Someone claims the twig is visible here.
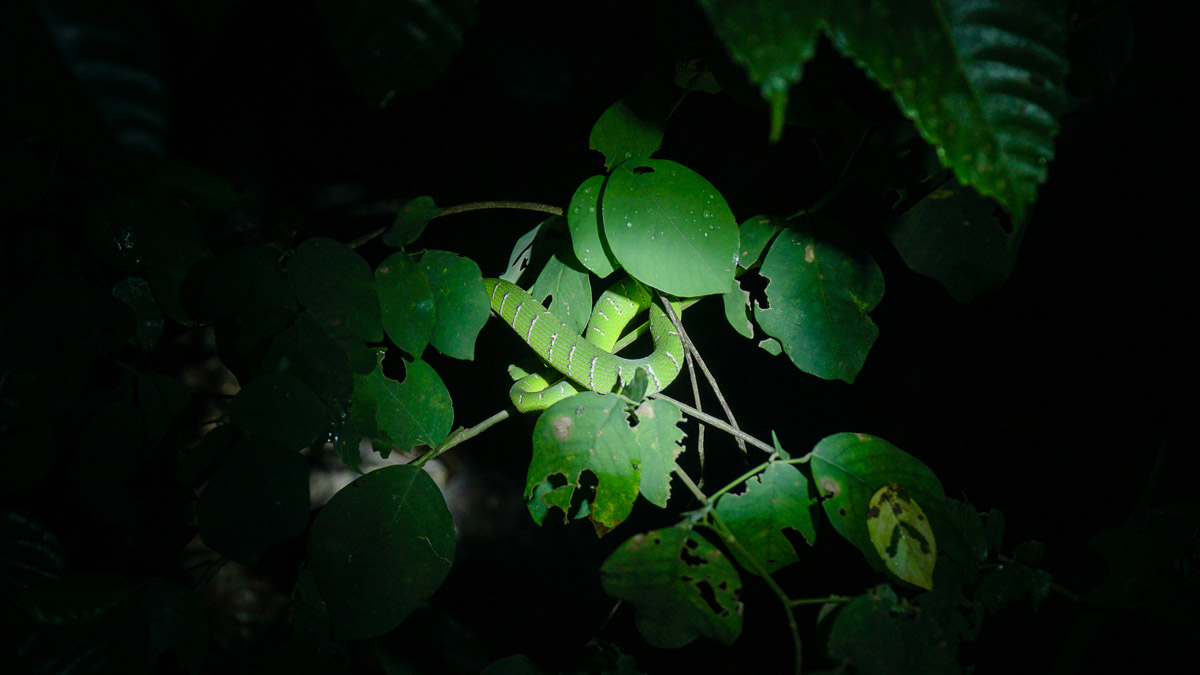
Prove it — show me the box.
[659,294,748,455]
[652,393,775,455]
[350,200,564,249]
[413,409,511,467]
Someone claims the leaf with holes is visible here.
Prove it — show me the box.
[716,462,818,575]
[631,399,685,508]
[601,160,738,297]
[527,392,640,534]
[600,526,742,648]
[755,217,883,383]
[343,352,453,458]
[867,483,937,589]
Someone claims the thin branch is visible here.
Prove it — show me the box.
[413,409,511,467]
[659,294,748,455]
[683,346,706,484]
[652,393,775,455]
[350,200,564,249]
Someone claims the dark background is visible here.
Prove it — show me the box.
[2,0,1193,673]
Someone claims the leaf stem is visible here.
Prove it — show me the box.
[651,393,775,455]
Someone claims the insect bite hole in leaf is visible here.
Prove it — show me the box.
[632,165,655,175]
[694,579,727,617]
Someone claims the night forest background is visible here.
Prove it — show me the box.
[1,1,1196,673]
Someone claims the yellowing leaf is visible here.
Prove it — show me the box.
[866,483,937,590]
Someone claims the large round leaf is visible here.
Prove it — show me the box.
[308,465,455,639]
[601,160,737,297]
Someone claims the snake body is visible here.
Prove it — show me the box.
[484,278,684,412]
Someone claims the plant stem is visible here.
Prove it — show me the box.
[789,594,853,607]
[413,409,511,467]
[652,393,775,455]
[350,200,563,248]
[660,294,747,455]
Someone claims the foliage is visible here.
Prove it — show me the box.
[0,1,1178,674]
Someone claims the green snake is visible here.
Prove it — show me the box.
[484,278,685,412]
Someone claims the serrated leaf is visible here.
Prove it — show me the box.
[867,483,937,589]
[376,252,436,357]
[527,392,640,533]
[229,372,330,450]
[716,462,816,575]
[755,217,883,382]
[888,185,1021,301]
[196,436,309,564]
[419,250,490,360]
[600,526,742,648]
[289,237,383,342]
[827,0,1067,222]
[631,399,685,508]
[810,433,946,575]
[698,0,830,142]
[566,175,618,278]
[602,160,738,297]
[383,196,443,247]
[531,248,593,335]
[308,465,455,639]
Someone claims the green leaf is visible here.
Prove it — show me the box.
[289,237,383,342]
[826,0,1067,223]
[602,160,738,297]
[111,276,163,350]
[14,574,130,625]
[229,372,330,450]
[530,247,593,335]
[737,215,785,269]
[722,279,754,339]
[196,436,310,564]
[755,217,883,383]
[148,159,241,214]
[376,251,436,357]
[600,526,743,648]
[631,399,685,508]
[811,433,946,575]
[419,250,490,360]
[346,352,454,456]
[308,465,455,639]
[697,0,830,142]
[566,175,617,278]
[259,315,354,416]
[314,0,474,104]
[826,585,906,672]
[588,86,674,169]
[383,196,443,247]
[887,185,1021,301]
[866,483,937,590]
[527,392,640,533]
[716,462,817,575]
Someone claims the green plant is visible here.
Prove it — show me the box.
[3,1,1187,674]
